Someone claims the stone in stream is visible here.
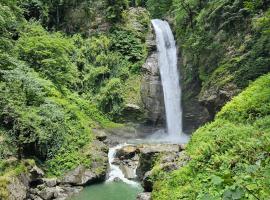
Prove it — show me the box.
[116,145,138,159]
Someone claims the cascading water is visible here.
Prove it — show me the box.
[107,144,139,186]
[151,19,183,138]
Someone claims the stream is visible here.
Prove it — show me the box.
[70,144,143,200]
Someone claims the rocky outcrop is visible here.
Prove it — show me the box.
[4,135,109,200]
[113,144,185,185]
[141,28,165,126]
[136,144,182,181]
[199,83,240,119]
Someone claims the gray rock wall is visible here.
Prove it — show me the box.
[141,28,166,126]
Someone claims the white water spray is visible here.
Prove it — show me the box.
[107,144,139,186]
[151,19,183,138]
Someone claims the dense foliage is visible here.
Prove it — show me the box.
[1,0,270,199]
[0,0,150,181]
[152,73,270,200]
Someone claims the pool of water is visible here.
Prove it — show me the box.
[70,182,143,200]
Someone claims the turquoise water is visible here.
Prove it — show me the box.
[70,182,143,200]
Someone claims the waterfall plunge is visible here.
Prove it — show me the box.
[152,19,183,138]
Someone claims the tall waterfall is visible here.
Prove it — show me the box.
[152,19,183,137]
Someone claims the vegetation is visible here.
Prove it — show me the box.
[152,73,270,200]
[0,0,270,199]
[0,0,150,180]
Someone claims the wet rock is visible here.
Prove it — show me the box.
[112,177,122,182]
[119,164,137,180]
[146,27,156,51]
[142,171,153,192]
[59,186,83,198]
[137,192,151,200]
[116,145,137,159]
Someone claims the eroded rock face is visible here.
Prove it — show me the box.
[199,83,240,119]
[62,139,108,186]
[141,29,165,126]
[180,54,210,133]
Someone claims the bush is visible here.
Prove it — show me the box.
[16,23,79,88]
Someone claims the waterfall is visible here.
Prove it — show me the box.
[152,19,183,137]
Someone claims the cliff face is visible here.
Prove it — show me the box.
[141,28,166,126]
[180,52,210,133]
[170,0,270,125]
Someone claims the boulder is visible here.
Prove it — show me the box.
[137,192,151,200]
[38,187,56,200]
[61,165,100,186]
[92,129,107,142]
[30,166,44,181]
[116,145,137,159]
[42,178,57,187]
[119,164,137,180]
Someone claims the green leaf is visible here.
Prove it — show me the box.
[211,175,224,185]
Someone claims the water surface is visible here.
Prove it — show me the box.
[70,182,143,200]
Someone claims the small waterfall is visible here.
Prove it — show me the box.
[107,144,139,186]
[151,19,182,137]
